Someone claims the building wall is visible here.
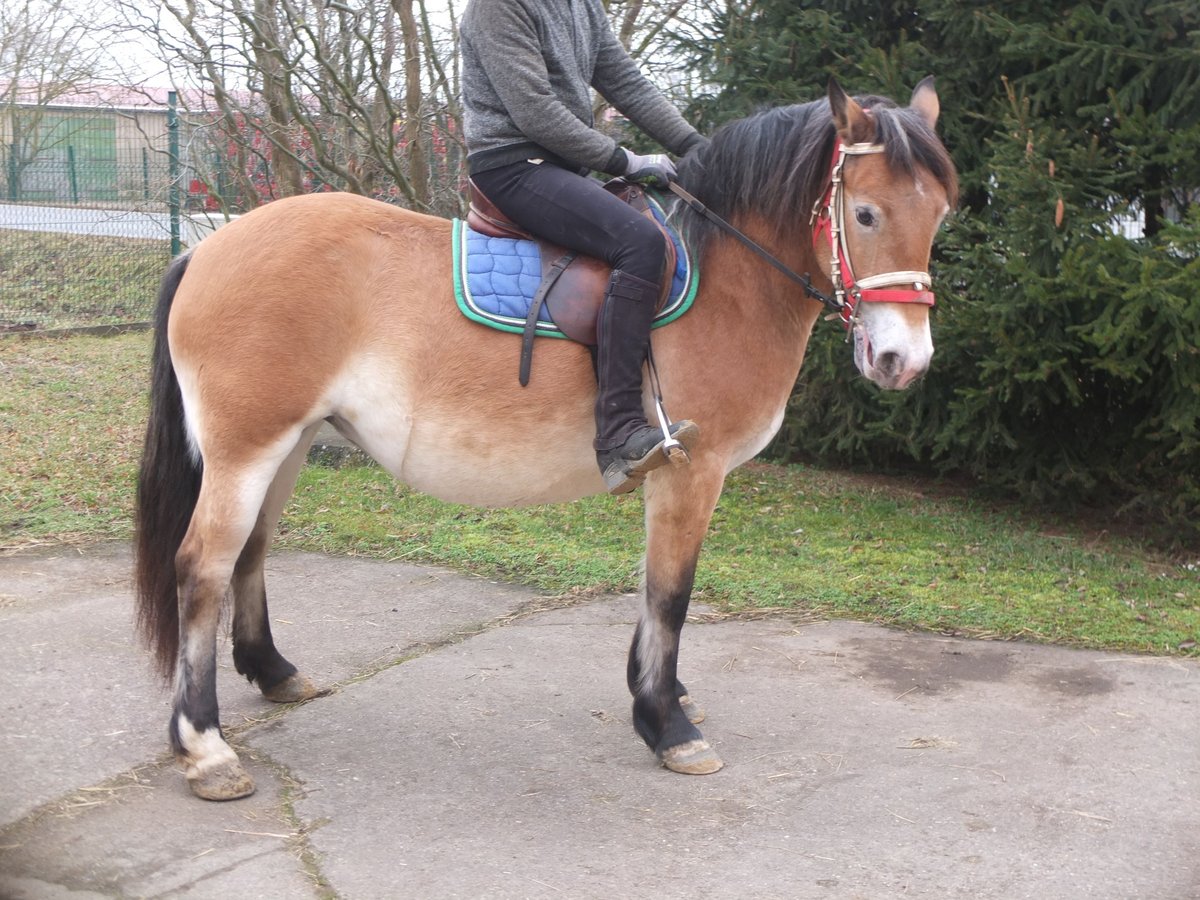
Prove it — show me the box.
[2,104,182,208]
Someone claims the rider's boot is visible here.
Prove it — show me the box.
[594,270,699,495]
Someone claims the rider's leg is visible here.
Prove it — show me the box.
[471,162,698,493]
[591,268,699,493]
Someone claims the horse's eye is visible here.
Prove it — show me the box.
[855,207,877,227]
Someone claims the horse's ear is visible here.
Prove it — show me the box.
[828,77,873,144]
[910,76,940,129]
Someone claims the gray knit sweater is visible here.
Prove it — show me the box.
[460,0,702,175]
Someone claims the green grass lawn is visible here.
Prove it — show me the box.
[0,229,167,329]
[2,331,1197,655]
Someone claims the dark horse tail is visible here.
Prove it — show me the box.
[135,252,201,682]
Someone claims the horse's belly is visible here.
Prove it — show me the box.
[321,329,609,506]
[401,435,604,507]
[342,400,605,507]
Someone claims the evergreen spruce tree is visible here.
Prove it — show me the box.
[670,1,1200,539]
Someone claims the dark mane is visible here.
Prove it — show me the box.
[672,95,959,254]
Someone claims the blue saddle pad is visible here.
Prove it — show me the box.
[452,198,698,339]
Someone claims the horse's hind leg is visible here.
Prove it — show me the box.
[172,437,304,800]
[231,422,323,704]
[629,461,725,775]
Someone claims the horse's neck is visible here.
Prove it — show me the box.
[659,227,821,441]
[704,220,823,357]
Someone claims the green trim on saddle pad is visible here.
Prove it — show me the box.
[451,206,700,341]
[452,220,565,338]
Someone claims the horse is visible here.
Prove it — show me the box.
[135,78,957,800]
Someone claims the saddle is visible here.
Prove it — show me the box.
[466,177,678,354]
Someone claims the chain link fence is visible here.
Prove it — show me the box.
[1,89,471,333]
[1,96,185,332]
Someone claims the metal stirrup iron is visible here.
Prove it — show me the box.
[646,343,688,463]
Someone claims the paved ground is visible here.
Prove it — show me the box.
[0,203,230,245]
[1,543,1197,899]
[0,204,172,241]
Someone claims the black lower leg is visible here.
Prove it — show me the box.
[169,652,222,757]
[627,566,704,755]
[231,541,297,692]
[232,620,298,692]
[169,578,223,757]
[626,627,692,704]
[631,664,703,755]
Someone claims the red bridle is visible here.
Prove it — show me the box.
[810,139,936,330]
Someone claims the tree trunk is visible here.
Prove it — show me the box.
[393,0,430,208]
[251,0,303,198]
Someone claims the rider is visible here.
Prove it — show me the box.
[460,0,707,494]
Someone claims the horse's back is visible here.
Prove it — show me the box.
[175,192,449,327]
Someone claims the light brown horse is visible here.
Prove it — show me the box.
[135,80,957,800]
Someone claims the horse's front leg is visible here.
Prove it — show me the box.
[628,460,725,774]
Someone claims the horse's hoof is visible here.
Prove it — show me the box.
[186,758,256,801]
[678,693,705,724]
[261,673,321,703]
[661,739,724,775]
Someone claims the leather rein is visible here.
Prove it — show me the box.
[668,138,935,331]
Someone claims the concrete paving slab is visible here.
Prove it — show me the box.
[0,544,537,827]
[0,753,313,900]
[251,598,1200,900]
[1,544,1198,899]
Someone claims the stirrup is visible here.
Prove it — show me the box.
[646,343,691,465]
[599,420,700,495]
[652,391,689,464]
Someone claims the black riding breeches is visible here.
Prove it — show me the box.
[469,160,666,285]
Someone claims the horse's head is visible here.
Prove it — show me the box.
[817,78,955,390]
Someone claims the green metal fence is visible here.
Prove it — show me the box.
[1,94,182,332]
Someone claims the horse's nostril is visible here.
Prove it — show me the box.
[875,351,902,377]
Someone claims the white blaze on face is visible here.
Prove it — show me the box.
[838,166,946,391]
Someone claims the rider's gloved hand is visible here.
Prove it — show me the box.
[622,149,677,190]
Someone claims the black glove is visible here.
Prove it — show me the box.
[622,149,678,190]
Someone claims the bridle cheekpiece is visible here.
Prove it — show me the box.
[810,139,935,330]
